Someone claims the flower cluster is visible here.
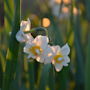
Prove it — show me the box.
[16,19,70,72]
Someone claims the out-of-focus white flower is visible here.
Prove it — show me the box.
[49,0,71,19]
[16,19,34,43]
[24,35,49,61]
[49,0,61,17]
[51,44,70,72]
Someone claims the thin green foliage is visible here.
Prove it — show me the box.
[28,61,35,90]
[38,64,51,90]
[73,15,85,89]
[1,0,90,90]
[2,0,20,90]
[85,34,90,90]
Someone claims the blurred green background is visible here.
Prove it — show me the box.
[0,0,90,90]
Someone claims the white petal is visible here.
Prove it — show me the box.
[33,35,49,50]
[16,30,34,43]
[27,54,36,59]
[24,43,36,59]
[35,45,54,64]
[36,56,45,63]
[62,63,68,66]
[55,64,63,72]
[27,54,33,58]
[25,33,33,40]
[43,46,54,64]
[24,34,34,43]
[61,43,70,56]
[51,45,61,54]
[52,59,55,65]
[16,30,26,42]
[20,19,31,31]
[44,56,53,64]
[62,61,68,66]
[62,56,70,66]
[63,56,70,63]
[23,43,33,54]
[18,19,34,43]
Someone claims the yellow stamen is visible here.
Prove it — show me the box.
[29,46,43,56]
[54,54,64,64]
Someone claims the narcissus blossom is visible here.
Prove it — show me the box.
[15,18,70,72]
[52,44,70,72]
[51,44,70,72]
[16,19,34,43]
[24,35,49,62]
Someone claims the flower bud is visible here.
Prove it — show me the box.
[31,27,48,38]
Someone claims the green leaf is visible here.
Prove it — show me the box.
[2,0,20,90]
[73,15,85,88]
[28,61,35,90]
[48,66,55,90]
[85,34,90,90]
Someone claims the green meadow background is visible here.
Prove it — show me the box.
[0,0,90,90]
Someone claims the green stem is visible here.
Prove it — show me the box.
[24,27,48,37]
[2,0,20,90]
[85,23,90,90]
[38,64,51,90]
[48,65,55,90]
[28,61,35,90]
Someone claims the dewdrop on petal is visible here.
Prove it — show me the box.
[51,44,70,72]
[16,19,34,43]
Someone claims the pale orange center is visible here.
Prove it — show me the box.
[29,46,43,56]
[53,54,64,64]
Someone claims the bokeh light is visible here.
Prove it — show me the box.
[55,0,61,4]
[73,7,78,15]
[62,7,69,13]
[42,18,51,27]
[63,0,71,4]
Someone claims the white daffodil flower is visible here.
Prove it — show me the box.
[24,35,49,61]
[51,44,70,72]
[16,19,34,43]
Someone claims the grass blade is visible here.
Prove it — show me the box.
[28,61,35,90]
[85,29,90,90]
[2,0,20,89]
[38,64,51,90]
